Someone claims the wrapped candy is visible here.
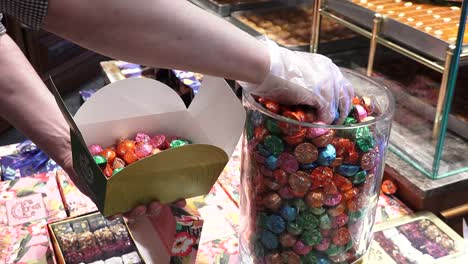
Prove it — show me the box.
[90,133,192,178]
[240,88,393,263]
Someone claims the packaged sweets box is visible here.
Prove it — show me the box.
[56,169,98,217]
[369,212,465,264]
[130,204,204,264]
[0,172,67,264]
[48,212,144,264]
[50,76,245,216]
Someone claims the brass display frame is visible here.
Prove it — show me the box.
[309,0,467,139]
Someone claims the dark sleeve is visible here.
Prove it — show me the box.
[0,0,49,32]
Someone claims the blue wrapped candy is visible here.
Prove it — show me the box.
[266,215,286,234]
[266,155,279,170]
[317,144,336,166]
[280,206,297,222]
[336,164,360,177]
[260,230,279,250]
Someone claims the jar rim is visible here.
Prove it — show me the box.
[242,68,395,129]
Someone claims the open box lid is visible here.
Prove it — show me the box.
[50,76,245,216]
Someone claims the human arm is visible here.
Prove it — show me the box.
[43,0,352,123]
[44,0,270,84]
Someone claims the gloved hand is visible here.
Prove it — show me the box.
[240,37,354,124]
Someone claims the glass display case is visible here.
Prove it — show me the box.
[311,0,468,180]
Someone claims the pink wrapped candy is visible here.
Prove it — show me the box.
[306,122,330,139]
[135,143,153,159]
[293,240,312,255]
[88,144,104,156]
[135,132,151,143]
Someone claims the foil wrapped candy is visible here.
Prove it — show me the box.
[0,140,58,181]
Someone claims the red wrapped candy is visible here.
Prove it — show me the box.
[117,139,136,157]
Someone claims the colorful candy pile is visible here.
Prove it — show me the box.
[88,133,191,178]
[241,96,383,263]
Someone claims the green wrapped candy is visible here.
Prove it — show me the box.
[264,135,284,156]
[356,127,375,152]
[246,120,254,140]
[170,139,189,148]
[266,118,282,135]
[352,170,367,185]
[93,155,107,168]
[112,167,124,176]
[326,245,343,256]
[297,211,319,230]
[310,207,326,216]
[319,214,331,230]
[301,252,318,264]
[293,199,307,213]
[301,229,322,246]
[254,240,265,258]
[344,117,357,126]
[287,222,303,236]
[349,210,364,221]
[257,213,267,229]
[345,240,354,252]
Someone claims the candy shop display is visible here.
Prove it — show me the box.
[351,0,464,43]
[371,213,464,263]
[234,6,356,47]
[239,69,394,263]
[89,133,192,179]
[49,213,144,264]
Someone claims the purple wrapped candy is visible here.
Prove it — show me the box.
[135,132,151,143]
[331,214,349,228]
[293,240,312,255]
[314,237,330,251]
[278,153,299,174]
[88,144,104,156]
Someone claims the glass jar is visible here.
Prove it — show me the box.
[240,69,395,264]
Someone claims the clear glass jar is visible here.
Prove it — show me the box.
[240,69,395,264]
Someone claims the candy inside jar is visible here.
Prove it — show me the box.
[240,69,394,264]
[88,133,191,178]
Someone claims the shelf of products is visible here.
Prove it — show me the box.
[231,5,358,50]
[311,0,468,179]
[325,0,468,61]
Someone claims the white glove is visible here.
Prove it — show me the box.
[240,37,354,124]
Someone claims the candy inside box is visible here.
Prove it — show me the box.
[50,76,246,216]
